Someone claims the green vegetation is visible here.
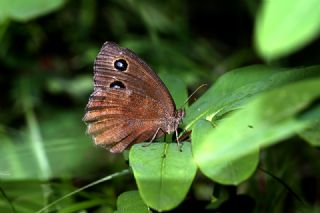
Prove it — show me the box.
[1,0,320,212]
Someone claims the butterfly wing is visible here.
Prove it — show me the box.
[83,42,176,153]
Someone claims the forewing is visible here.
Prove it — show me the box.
[94,42,176,115]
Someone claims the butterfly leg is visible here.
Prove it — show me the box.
[176,129,183,152]
[142,127,162,147]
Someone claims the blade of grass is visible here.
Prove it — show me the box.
[20,78,52,179]
[0,184,17,213]
[20,78,53,210]
[35,169,130,213]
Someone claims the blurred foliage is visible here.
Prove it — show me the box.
[0,0,320,212]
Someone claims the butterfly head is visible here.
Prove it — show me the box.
[166,109,185,134]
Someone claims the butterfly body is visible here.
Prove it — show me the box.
[83,42,184,153]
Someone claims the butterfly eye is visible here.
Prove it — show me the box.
[110,81,126,89]
[114,59,128,71]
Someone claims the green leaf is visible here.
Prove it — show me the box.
[192,78,320,173]
[159,72,188,109]
[255,0,320,60]
[299,120,320,146]
[184,65,320,130]
[0,0,66,22]
[114,191,151,213]
[129,142,197,212]
[192,120,259,185]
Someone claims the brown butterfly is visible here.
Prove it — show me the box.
[83,42,185,153]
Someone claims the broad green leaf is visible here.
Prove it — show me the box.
[299,120,320,146]
[159,72,188,109]
[193,78,320,170]
[192,120,259,185]
[129,142,196,212]
[255,0,320,60]
[114,191,151,213]
[0,0,65,22]
[184,65,320,130]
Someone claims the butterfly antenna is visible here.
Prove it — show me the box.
[176,84,206,139]
[182,84,207,108]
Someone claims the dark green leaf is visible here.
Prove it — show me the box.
[159,72,188,109]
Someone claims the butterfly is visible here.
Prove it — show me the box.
[83,42,185,153]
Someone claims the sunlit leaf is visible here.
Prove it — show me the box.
[299,120,320,146]
[193,78,320,170]
[192,119,259,185]
[129,142,196,212]
[0,0,66,22]
[184,65,320,130]
[255,0,320,59]
[114,191,151,213]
